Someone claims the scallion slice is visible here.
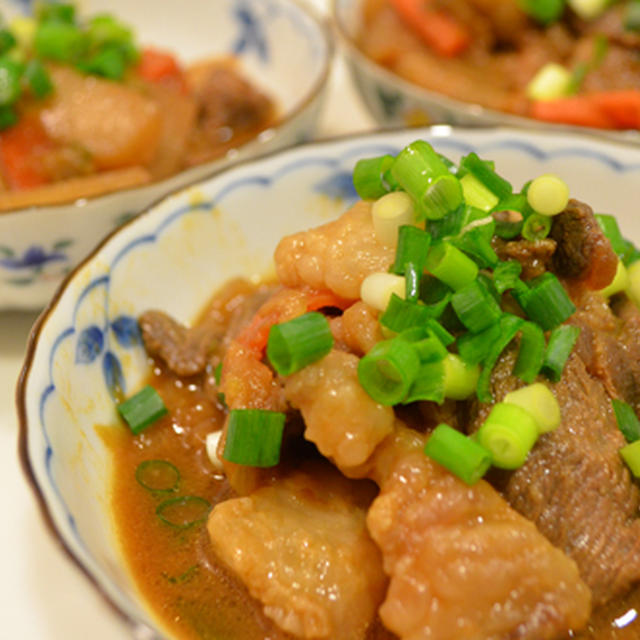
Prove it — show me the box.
[477,402,539,469]
[612,398,640,443]
[459,152,513,201]
[223,409,286,467]
[492,210,523,240]
[504,383,561,434]
[492,260,523,294]
[513,321,546,383]
[392,225,431,275]
[457,322,501,366]
[23,59,53,98]
[358,338,421,405]
[426,317,455,346]
[595,213,628,258]
[404,262,420,302]
[542,324,580,382]
[460,173,499,212]
[443,353,480,400]
[453,224,499,269]
[135,460,180,493]
[404,360,445,404]
[451,279,502,333]
[267,312,333,376]
[156,495,211,529]
[425,241,479,291]
[620,440,640,477]
[380,294,433,333]
[117,385,168,435]
[424,423,492,485]
[514,272,576,330]
[518,0,565,24]
[353,154,395,200]
[522,213,552,241]
[399,327,448,363]
[527,174,569,217]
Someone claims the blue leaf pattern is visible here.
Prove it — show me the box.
[75,326,104,364]
[314,172,358,201]
[111,316,142,348]
[232,4,268,62]
[102,351,126,401]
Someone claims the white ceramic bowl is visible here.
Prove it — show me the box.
[333,0,640,143]
[18,127,640,638]
[0,0,332,310]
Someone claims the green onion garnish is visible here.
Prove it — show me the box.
[223,409,286,467]
[625,1,640,31]
[404,360,445,404]
[37,3,77,24]
[353,154,395,200]
[358,338,421,405]
[612,398,640,443]
[513,321,546,384]
[453,224,499,269]
[0,29,16,56]
[443,353,480,400]
[492,260,522,294]
[620,440,640,477]
[399,327,448,362]
[34,21,88,62]
[391,225,431,275]
[405,262,420,302]
[424,423,492,485]
[542,324,581,381]
[522,213,552,242]
[503,383,561,434]
[23,59,53,98]
[117,385,168,435]
[459,152,513,201]
[457,322,501,366]
[595,213,629,259]
[0,57,24,106]
[514,272,576,330]
[426,317,455,346]
[451,279,502,333]
[135,460,180,493]
[0,104,17,130]
[460,173,499,212]
[78,44,127,79]
[156,495,211,529]
[380,294,434,333]
[425,241,479,291]
[492,208,525,240]
[477,402,539,469]
[266,312,333,376]
[518,0,565,24]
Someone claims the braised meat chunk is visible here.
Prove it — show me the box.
[207,466,387,640]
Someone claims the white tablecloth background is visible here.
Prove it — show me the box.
[0,1,378,637]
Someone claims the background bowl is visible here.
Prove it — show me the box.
[0,0,332,310]
[18,126,640,638]
[333,0,640,143]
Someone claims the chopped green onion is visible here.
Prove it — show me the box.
[87,13,135,52]
[38,3,77,24]
[35,21,88,62]
[527,174,570,217]
[156,495,210,529]
[612,398,640,443]
[0,29,16,56]
[595,213,628,259]
[626,260,640,309]
[404,262,420,302]
[399,327,448,362]
[476,402,539,469]
[493,261,523,294]
[620,440,640,477]
[517,0,566,24]
[492,209,524,239]
[542,324,581,381]
[404,360,445,404]
[380,293,438,332]
[372,191,415,246]
[514,272,576,330]
[477,314,524,403]
[522,213,552,241]
[77,45,127,80]
[457,322,501,366]
[425,317,455,346]
[0,104,17,129]
[504,383,561,433]
[0,57,23,106]
[419,274,452,312]
[426,204,465,239]
[117,385,168,435]
[135,460,180,493]
[599,260,629,299]
[568,0,609,20]
[453,222,498,269]
[358,338,421,405]
[391,225,431,275]
[625,1,640,31]
[23,59,52,97]
[459,152,512,201]
[267,312,333,376]
[424,423,492,485]
[353,154,395,200]
[425,241,479,291]
[223,409,286,467]
[526,63,573,101]
[513,322,546,383]
[361,272,406,312]
[391,141,463,220]
[451,279,502,333]
[460,173,499,212]
[443,353,480,400]
[10,17,36,52]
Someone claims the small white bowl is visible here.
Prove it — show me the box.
[0,0,332,310]
[18,127,640,638]
[333,0,640,144]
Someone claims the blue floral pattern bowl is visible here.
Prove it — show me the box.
[0,0,332,310]
[18,127,640,638]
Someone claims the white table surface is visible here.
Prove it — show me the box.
[0,6,377,639]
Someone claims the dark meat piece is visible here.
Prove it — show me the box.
[492,236,557,279]
[551,199,618,290]
[470,344,640,607]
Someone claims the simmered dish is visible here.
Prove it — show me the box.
[358,0,640,131]
[0,3,275,210]
[109,139,640,639]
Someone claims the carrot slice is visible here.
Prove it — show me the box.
[389,0,470,57]
[137,47,186,92]
[591,90,640,130]
[531,96,615,129]
[236,312,280,356]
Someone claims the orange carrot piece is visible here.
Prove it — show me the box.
[137,47,186,92]
[0,116,54,189]
[390,0,470,57]
[591,90,640,130]
[531,96,615,130]
[236,312,280,356]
